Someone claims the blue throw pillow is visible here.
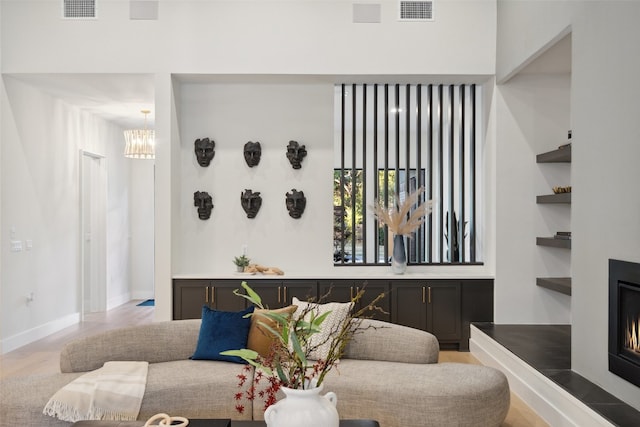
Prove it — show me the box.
[191,305,255,363]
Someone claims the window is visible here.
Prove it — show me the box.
[334,83,482,265]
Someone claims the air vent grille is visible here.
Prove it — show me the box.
[63,0,96,19]
[399,1,433,21]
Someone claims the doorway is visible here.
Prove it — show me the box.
[80,150,107,318]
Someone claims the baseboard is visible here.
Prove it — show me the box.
[470,325,615,427]
[1,312,80,354]
[107,292,132,310]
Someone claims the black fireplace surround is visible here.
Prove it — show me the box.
[608,258,640,388]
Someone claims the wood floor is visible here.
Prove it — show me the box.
[0,301,548,426]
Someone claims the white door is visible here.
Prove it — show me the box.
[81,151,107,317]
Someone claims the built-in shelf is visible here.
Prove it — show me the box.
[536,277,572,296]
[536,141,572,298]
[536,144,571,163]
[537,193,571,204]
[536,237,571,249]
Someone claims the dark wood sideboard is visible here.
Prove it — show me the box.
[173,278,493,351]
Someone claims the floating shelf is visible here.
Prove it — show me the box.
[536,145,571,163]
[537,193,571,204]
[536,237,571,249]
[537,277,572,296]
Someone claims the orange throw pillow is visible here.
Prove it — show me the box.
[247,305,297,358]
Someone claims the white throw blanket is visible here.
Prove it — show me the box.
[43,361,149,422]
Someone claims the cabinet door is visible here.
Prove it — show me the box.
[210,281,246,312]
[318,280,355,303]
[281,281,318,306]
[319,280,389,321]
[236,280,282,309]
[356,280,390,322]
[426,282,461,341]
[173,280,209,320]
[391,283,427,330]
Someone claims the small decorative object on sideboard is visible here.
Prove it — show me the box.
[244,264,284,275]
[286,140,307,169]
[233,255,251,272]
[193,191,213,220]
[194,137,215,167]
[370,187,432,274]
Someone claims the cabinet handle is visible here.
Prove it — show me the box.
[205,286,209,303]
[284,287,287,303]
[422,287,425,304]
[350,287,354,299]
[428,286,432,304]
[278,287,281,304]
[211,287,215,305]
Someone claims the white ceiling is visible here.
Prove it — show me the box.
[4,73,155,129]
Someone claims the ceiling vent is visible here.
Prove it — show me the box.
[63,0,96,19]
[399,1,434,21]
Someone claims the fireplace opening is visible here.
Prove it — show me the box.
[620,283,640,362]
[608,259,640,388]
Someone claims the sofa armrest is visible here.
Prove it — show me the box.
[59,319,202,373]
[342,318,439,364]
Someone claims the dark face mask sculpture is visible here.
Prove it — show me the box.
[285,189,306,219]
[243,141,262,167]
[194,138,215,167]
[241,189,262,218]
[286,140,307,169]
[193,191,214,220]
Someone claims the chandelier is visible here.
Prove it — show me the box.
[124,109,155,159]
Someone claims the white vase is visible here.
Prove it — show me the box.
[264,383,339,427]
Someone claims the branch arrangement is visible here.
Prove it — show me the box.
[370,187,432,236]
[222,281,386,413]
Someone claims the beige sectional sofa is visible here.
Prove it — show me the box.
[0,319,510,427]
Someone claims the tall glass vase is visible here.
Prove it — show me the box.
[391,234,407,274]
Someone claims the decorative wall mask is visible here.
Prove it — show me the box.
[285,189,306,219]
[241,189,263,219]
[286,140,307,169]
[194,138,215,167]
[243,141,262,167]
[193,191,214,220]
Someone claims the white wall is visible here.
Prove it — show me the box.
[1,1,498,341]
[495,72,572,324]
[496,0,640,411]
[175,82,334,275]
[130,160,155,300]
[0,77,133,352]
[1,1,496,76]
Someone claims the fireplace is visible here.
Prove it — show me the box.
[608,259,640,387]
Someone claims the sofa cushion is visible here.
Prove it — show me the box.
[309,360,510,427]
[291,297,353,361]
[191,305,254,363]
[139,360,253,421]
[247,305,297,358]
